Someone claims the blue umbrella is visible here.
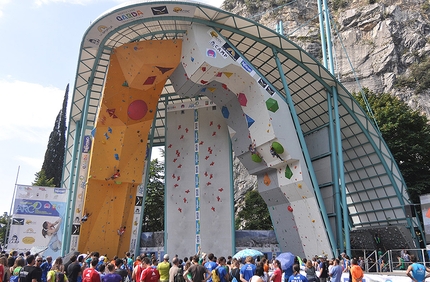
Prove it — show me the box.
[233,249,264,260]
[276,252,296,271]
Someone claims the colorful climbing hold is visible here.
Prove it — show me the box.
[272,141,284,154]
[221,106,229,119]
[128,100,148,120]
[266,98,279,112]
[238,93,247,106]
[251,153,262,163]
[285,165,293,179]
[245,114,255,128]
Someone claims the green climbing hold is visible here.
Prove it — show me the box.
[266,98,279,112]
[285,165,293,179]
[272,141,284,154]
[251,154,262,163]
[115,181,122,184]
[122,81,129,87]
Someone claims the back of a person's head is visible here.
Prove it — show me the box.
[26,255,35,265]
[351,259,357,265]
[107,263,115,272]
[255,265,264,277]
[410,255,417,263]
[193,256,199,263]
[70,255,77,262]
[293,264,300,273]
[91,258,99,267]
[208,253,214,261]
[142,257,150,265]
[245,256,253,263]
[115,258,123,267]
[172,257,179,265]
[25,251,31,256]
[126,252,131,257]
[93,252,100,258]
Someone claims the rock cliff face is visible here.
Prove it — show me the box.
[226,0,430,219]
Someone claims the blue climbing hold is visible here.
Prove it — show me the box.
[221,106,230,119]
[108,127,112,133]
[245,114,255,128]
[114,153,119,160]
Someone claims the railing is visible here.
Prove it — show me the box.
[350,248,429,272]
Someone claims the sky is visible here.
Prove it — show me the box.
[0,0,224,215]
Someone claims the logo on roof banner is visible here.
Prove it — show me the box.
[88,39,100,46]
[209,40,229,59]
[116,9,144,21]
[151,6,168,15]
[223,43,240,61]
[173,7,191,13]
[237,57,256,76]
[97,25,113,35]
[206,49,216,58]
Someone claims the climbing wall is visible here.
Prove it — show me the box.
[165,102,234,257]
[79,40,181,257]
[169,23,332,258]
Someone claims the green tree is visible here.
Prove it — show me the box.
[353,89,430,203]
[142,158,165,232]
[235,190,273,230]
[40,84,69,187]
[32,170,55,187]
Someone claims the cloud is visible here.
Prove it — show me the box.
[0,79,64,142]
[0,0,11,18]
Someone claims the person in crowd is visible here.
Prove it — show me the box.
[82,258,101,282]
[240,257,256,282]
[269,260,281,282]
[47,257,68,282]
[287,264,308,282]
[158,255,171,282]
[40,257,52,282]
[328,259,342,282]
[406,255,430,282]
[183,256,208,282]
[20,255,43,282]
[102,264,122,282]
[304,261,318,282]
[67,256,82,282]
[349,259,363,282]
[168,258,181,282]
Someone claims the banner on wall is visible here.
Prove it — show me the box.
[420,194,430,242]
[8,185,67,257]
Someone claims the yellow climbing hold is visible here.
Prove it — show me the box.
[264,173,271,186]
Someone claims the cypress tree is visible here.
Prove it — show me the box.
[39,84,69,187]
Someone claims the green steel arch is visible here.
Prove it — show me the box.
[62,0,423,257]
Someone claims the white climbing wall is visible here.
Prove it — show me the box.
[167,23,333,258]
[165,102,234,258]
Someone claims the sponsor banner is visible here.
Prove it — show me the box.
[166,99,215,112]
[84,4,197,48]
[69,135,92,252]
[9,186,67,258]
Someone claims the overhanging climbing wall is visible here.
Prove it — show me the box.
[78,40,182,257]
[165,102,234,257]
[168,24,332,257]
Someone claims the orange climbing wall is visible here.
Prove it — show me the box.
[79,40,182,256]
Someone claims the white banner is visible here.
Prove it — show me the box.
[8,185,67,258]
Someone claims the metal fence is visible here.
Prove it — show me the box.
[350,248,429,272]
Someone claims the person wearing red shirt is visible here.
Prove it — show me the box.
[270,260,282,282]
[140,257,160,282]
[83,258,101,282]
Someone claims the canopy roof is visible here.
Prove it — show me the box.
[64,0,420,249]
